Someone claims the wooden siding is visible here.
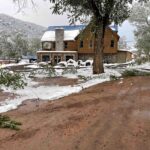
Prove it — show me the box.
[103,28,119,54]
[116,51,132,63]
[77,26,95,54]
[64,41,77,51]
[76,26,119,54]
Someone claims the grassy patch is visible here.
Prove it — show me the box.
[0,115,22,130]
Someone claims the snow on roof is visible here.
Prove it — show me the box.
[41,24,118,42]
[118,49,133,53]
[41,30,80,42]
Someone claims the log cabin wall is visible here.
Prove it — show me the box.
[64,41,77,51]
[103,28,119,54]
[77,26,95,54]
[76,26,119,55]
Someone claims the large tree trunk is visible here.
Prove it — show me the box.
[93,22,105,74]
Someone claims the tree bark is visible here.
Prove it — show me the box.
[93,22,105,74]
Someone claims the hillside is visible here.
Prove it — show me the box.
[0,14,46,39]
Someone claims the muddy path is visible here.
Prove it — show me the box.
[0,76,150,150]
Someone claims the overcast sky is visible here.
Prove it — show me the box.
[0,0,135,42]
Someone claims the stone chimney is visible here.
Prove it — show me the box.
[55,28,64,51]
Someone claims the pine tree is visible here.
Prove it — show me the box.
[130,2,150,61]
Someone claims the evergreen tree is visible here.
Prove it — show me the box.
[28,38,41,55]
[130,2,150,61]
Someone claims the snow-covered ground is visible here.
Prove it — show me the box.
[127,62,150,70]
[0,66,121,113]
[0,60,149,113]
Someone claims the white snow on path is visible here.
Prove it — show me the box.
[0,68,121,113]
[0,86,82,113]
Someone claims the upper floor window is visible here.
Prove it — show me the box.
[42,42,51,50]
[89,40,93,48]
[64,42,68,49]
[110,40,115,48]
[53,42,55,49]
[80,41,84,48]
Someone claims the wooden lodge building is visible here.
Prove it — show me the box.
[37,25,132,64]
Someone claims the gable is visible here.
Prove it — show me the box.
[41,24,119,42]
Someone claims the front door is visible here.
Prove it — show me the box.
[54,55,61,64]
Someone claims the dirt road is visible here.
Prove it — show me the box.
[0,76,150,150]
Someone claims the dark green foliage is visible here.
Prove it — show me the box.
[0,115,22,130]
[0,69,27,90]
[49,0,148,25]
[122,70,137,77]
[110,75,119,81]
[122,69,150,77]
[78,75,91,81]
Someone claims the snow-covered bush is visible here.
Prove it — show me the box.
[62,67,77,75]
[78,60,86,67]
[0,69,27,90]
[122,69,150,77]
[85,60,93,66]
[78,75,92,81]
[48,67,56,77]
[67,59,78,67]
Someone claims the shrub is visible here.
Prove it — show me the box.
[122,69,150,77]
[78,75,91,81]
[110,75,119,81]
[0,69,27,90]
[0,115,22,130]
[122,70,137,77]
[62,67,77,75]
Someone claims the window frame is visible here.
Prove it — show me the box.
[110,40,115,48]
[80,40,84,48]
[64,42,68,49]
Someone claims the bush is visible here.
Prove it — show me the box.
[122,70,137,77]
[110,75,119,81]
[47,67,56,77]
[62,68,77,75]
[78,75,91,81]
[0,69,27,90]
[0,115,22,130]
[122,69,150,77]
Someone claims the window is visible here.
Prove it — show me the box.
[80,41,84,48]
[42,42,51,50]
[64,42,68,49]
[65,55,74,61]
[89,40,93,48]
[110,40,115,48]
[53,42,55,49]
[42,55,50,62]
[54,55,61,64]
